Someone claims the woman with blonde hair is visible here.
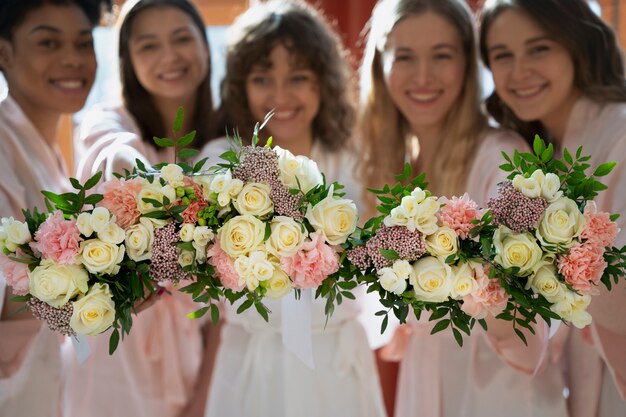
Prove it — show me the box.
[359,1,567,416]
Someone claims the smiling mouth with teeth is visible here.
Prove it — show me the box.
[513,85,545,98]
[52,80,85,89]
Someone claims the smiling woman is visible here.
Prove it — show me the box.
[0,2,107,415]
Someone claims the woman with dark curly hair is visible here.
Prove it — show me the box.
[480,1,626,415]
[196,1,386,416]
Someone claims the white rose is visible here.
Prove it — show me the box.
[210,171,232,193]
[70,283,115,335]
[410,256,453,302]
[161,185,178,203]
[233,183,274,216]
[136,183,167,214]
[384,206,412,230]
[161,163,184,186]
[537,197,585,248]
[265,267,293,299]
[89,207,111,233]
[193,240,207,264]
[76,212,93,237]
[179,223,196,243]
[493,226,542,276]
[79,238,126,275]
[512,174,541,198]
[178,250,195,268]
[426,227,458,258]
[305,193,358,245]
[378,267,408,295]
[527,265,565,303]
[193,226,214,247]
[275,146,323,193]
[414,197,440,235]
[234,251,274,291]
[392,259,414,280]
[541,173,562,202]
[226,179,244,197]
[219,215,266,258]
[250,250,274,282]
[97,221,126,245]
[29,259,89,308]
[124,218,154,262]
[266,216,306,256]
[193,175,214,200]
[5,218,31,246]
[217,192,231,207]
[451,262,478,298]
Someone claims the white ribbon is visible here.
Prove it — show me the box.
[71,334,92,363]
[281,289,315,369]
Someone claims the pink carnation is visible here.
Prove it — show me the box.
[31,211,81,264]
[462,265,508,319]
[437,193,482,239]
[207,241,245,291]
[100,177,144,229]
[181,178,208,224]
[0,250,30,295]
[581,201,619,250]
[280,230,339,289]
[558,242,606,295]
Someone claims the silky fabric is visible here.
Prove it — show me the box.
[63,103,203,417]
[198,138,387,417]
[559,97,626,417]
[393,129,570,417]
[0,94,69,417]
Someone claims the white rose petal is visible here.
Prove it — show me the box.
[179,223,196,243]
[161,164,184,185]
[265,267,293,299]
[89,207,111,233]
[512,174,541,198]
[266,216,306,256]
[493,226,542,276]
[76,212,93,237]
[98,221,126,245]
[70,283,115,336]
[426,227,458,258]
[29,260,89,308]
[193,226,214,247]
[378,267,408,295]
[233,183,274,216]
[305,192,358,245]
[5,219,31,246]
[219,215,266,258]
[275,146,323,193]
[451,262,478,298]
[537,197,585,248]
[125,218,154,262]
[410,256,453,302]
[79,238,126,275]
[527,265,565,303]
[178,250,195,268]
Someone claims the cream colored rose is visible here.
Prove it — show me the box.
[5,218,31,248]
[219,215,266,258]
[527,265,565,303]
[70,283,115,336]
[493,226,542,276]
[29,259,89,308]
[178,250,195,268]
[378,267,408,295]
[161,163,184,187]
[265,267,293,299]
[410,256,453,302]
[426,227,458,258]
[537,197,585,248]
[210,171,232,193]
[79,238,126,275]
[414,197,440,235]
[193,226,214,247]
[233,183,274,216]
[124,218,154,262]
[179,223,196,243]
[451,262,478,298]
[266,216,306,256]
[305,194,358,245]
[512,174,541,198]
[234,250,274,291]
[393,259,414,280]
[541,173,562,202]
[89,207,111,233]
[76,212,93,237]
[98,221,126,245]
[136,183,167,214]
[275,146,323,193]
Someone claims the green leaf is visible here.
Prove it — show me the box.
[255,302,269,321]
[380,314,389,333]
[563,148,573,165]
[210,303,220,326]
[173,106,184,132]
[84,194,104,206]
[591,181,608,191]
[187,306,209,319]
[452,327,463,347]
[135,158,148,173]
[177,148,200,160]
[237,299,254,314]
[84,171,103,190]
[142,210,169,219]
[514,328,528,346]
[177,130,197,147]
[194,157,209,172]
[593,162,616,177]
[69,177,82,190]
[430,319,450,334]
[533,135,545,156]
[380,249,399,260]
[153,137,175,147]
[109,328,120,355]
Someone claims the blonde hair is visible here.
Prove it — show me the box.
[359,0,487,204]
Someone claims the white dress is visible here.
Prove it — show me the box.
[198,138,387,417]
[0,94,68,417]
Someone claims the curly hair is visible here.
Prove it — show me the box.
[479,0,626,143]
[219,0,355,150]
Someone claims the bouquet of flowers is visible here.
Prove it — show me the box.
[181,116,360,322]
[346,166,499,345]
[469,136,626,342]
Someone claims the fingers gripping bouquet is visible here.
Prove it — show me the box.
[347,165,500,346]
[469,136,626,342]
[182,117,360,322]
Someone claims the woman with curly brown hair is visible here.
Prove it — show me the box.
[197,1,386,416]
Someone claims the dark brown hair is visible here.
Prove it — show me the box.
[118,0,216,149]
[219,0,355,150]
[479,0,626,142]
